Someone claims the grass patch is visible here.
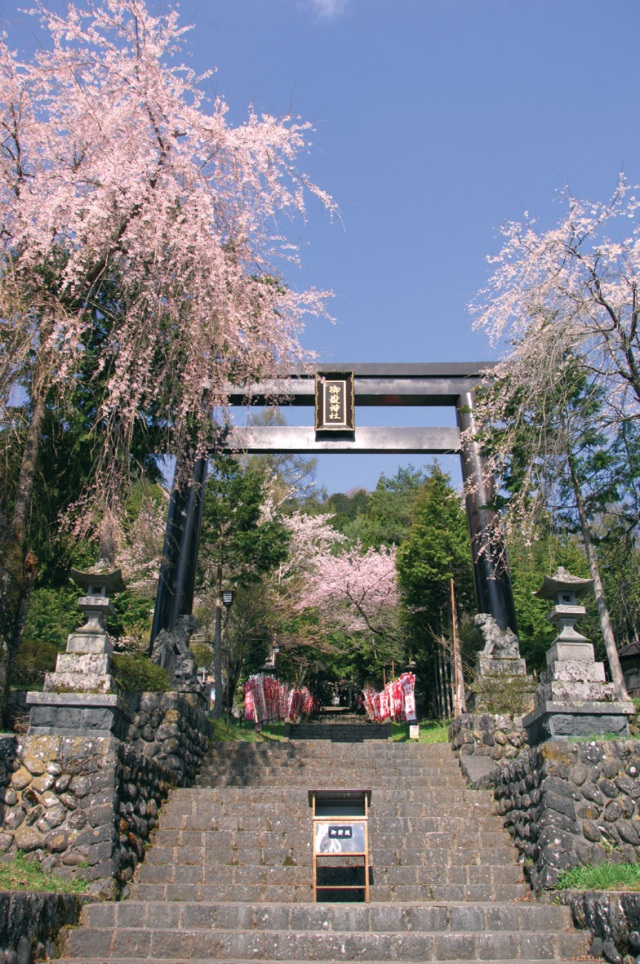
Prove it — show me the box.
[554,861,640,891]
[210,719,286,742]
[0,851,89,894]
[390,721,450,743]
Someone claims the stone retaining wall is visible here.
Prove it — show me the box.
[0,733,173,899]
[0,892,85,963]
[449,713,529,766]
[568,892,640,964]
[494,740,640,892]
[0,689,213,900]
[124,691,212,785]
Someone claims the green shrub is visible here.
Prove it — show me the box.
[111,653,170,692]
[470,675,535,715]
[191,642,213,671]
[23,585,80,649]
[10,638,59,690]
[111,590,155,640]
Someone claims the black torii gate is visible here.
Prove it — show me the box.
[150,362,517,645]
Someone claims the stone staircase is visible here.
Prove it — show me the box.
[286,710,391,741]
[59,735,592,964]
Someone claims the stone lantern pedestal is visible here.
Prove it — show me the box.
[27,563,131,738]
[523,567,634,744]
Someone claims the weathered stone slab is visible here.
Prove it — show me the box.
[547,640,595,665]
[26,692,131,738]
[477,656,528,676]
[65,633,113,655]
[524,700,634,744]
[458,753,501,789]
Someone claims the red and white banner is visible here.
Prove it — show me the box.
[243,675,317,724]
[362,672,416,723]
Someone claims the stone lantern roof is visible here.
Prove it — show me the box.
[533,566,593,600]
[69,564,126,596]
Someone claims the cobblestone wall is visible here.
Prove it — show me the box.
[0,690,212,899]
[494,740,640,891]
[0,892,84,963]
[449,713,529,766]
[0,734,166,899]
[568,892,640,964]
[124,691,212,785]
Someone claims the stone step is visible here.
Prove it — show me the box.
[63,921,589,961]
[196,774,464,787]
[147,815,504,842]
[128,880,530,903]
[159,810,504,831]
[291,743,455,749]
[77,899,577,933]
[205,738,454,749]
[160,806,503,826]
[165,788,496,808]
[197,760,460,772]
[200,747,454,760]
[133,862,525,889]
[139,834,519,860]
[198,748,457,765]
[287,723,392,739]
[179,804,500,823]
[196,746,457,760]
[200,740,454,761]
[197,759,451,770]
[57,959,594,964]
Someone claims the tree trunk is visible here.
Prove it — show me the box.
[0,372,49,727]
[450,579,466,716]
[0,552,18,728]
[568,454,630,701]
[212,566,223,720]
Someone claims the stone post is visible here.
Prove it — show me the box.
[26,564,131,737]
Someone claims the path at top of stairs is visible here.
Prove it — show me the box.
[59,734,593,964]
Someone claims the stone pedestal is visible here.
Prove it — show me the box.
[477,655,528,677]
[26,692,131,738]
[472,613,535,714]
[523,699,634,744]
[523,567,635,744]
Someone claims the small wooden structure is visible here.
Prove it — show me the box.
[308,789,371,902]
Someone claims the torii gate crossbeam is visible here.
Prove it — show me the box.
[151,363,517,645]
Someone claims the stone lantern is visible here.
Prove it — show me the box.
[523,567,634,744]
[27,560,130,737]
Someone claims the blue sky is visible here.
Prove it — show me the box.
[3,0,640,494]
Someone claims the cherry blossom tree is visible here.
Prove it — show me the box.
[0,0,333,723]
[278,510,346,580]
[470,179,640,700]
[299,542,401,664]
[472,179,640,415]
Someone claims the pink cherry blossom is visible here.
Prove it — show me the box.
[0,0,334,519]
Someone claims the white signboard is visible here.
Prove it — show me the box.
[315,821,365,854]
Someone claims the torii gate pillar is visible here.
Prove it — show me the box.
[457,391,517,633]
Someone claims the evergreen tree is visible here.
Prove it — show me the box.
[338,465,425,548]
[198,457,290,716]
[396,466,474,712]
